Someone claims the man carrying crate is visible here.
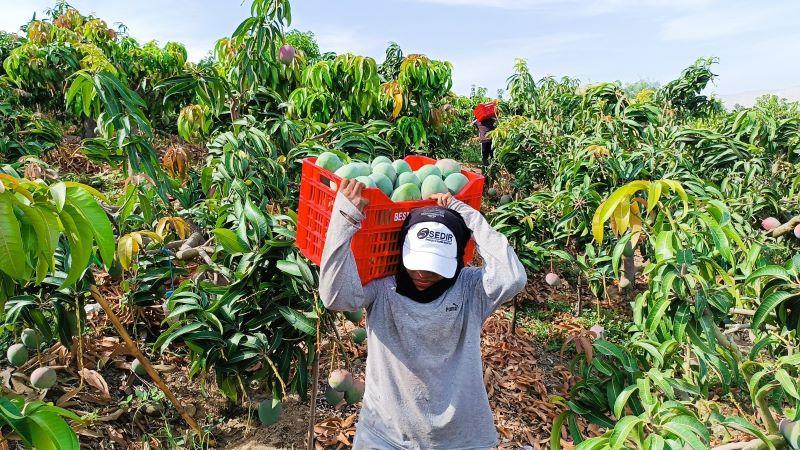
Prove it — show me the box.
[472,101,498,178]
[319,179,527,450]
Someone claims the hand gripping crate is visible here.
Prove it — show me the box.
[296,155,485,285]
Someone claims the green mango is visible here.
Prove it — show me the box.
[444,173,468,195]
[317,152,344,172]
[391,183,422,202]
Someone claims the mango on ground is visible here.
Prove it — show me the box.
[31,367,57,389]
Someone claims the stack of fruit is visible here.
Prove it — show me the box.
[315,152,470,202]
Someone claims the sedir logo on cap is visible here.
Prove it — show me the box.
[403,222,458,278]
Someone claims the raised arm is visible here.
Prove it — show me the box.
[318,180,376,311]
[446,197,527,320]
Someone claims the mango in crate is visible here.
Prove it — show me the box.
[396,171,420,189]
[436,159,461,178]
[370,172,394,197]
[392,159,412,175]
[316,151,343,172]
[421,176,449,199]
[415,164,441,183]
[444,172,468,195]
[391,183,422,202]
[371,155,392,168]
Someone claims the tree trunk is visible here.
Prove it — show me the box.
[81,117,97,138]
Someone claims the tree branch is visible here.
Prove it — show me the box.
[770,215,800,238]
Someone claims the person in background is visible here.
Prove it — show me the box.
[472,113,497,178]
[319,178,527,449]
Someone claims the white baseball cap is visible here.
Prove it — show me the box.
[402,221,458,278]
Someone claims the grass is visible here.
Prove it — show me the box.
[506,293,633,350]
[505,297,572,343]
[461,142,482,164]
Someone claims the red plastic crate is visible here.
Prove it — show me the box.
[296,155,484,285]
[473,102,497,122]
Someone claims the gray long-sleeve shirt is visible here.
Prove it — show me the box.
[319,193,527,450]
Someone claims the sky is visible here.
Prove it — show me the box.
[2,0,799,107]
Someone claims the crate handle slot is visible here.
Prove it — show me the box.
[320,174,336,191]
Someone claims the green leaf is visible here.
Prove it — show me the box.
[278,306,316,336]
[667,414,709,442]
[49,182,66,212]
[643,434,665,450]
[66,186,114,268]
[550,411,569,450]
[59,206,94,288]
[646,297,671,332]
[745,265,790,284]
[244,198,269,239]
[213,228,248,254]
[610,416,643,450]
[753,291,797,329]
[0,397,32,445]
[575,437,611,450]
[28,410,79,450]
[613,385,638,419]
[0,193,30,280]
[663,419,706,450]
[633,341,664,368]
[716,416,775,450]
[612,233,633,279]
[277,259,302,277]
[155,322,204,353]
[701,212,732,265]
[654,231,675,262]
[775,368,800,400]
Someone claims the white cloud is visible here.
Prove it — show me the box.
[446,32,595,94]
[313,26,385,57]
[660,6,778,41]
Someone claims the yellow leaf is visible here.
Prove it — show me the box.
[155,218,168,237]
[138,231,163,243]
[117,234,133,270]
[131,232,143,249]
[646,181,662,214]
[612,200,630,236]
[630,202,644,246]
[392,93,403,119]
[658,179,689,219]
[591,180,649,243]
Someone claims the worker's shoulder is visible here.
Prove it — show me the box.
[456,267,483,287]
